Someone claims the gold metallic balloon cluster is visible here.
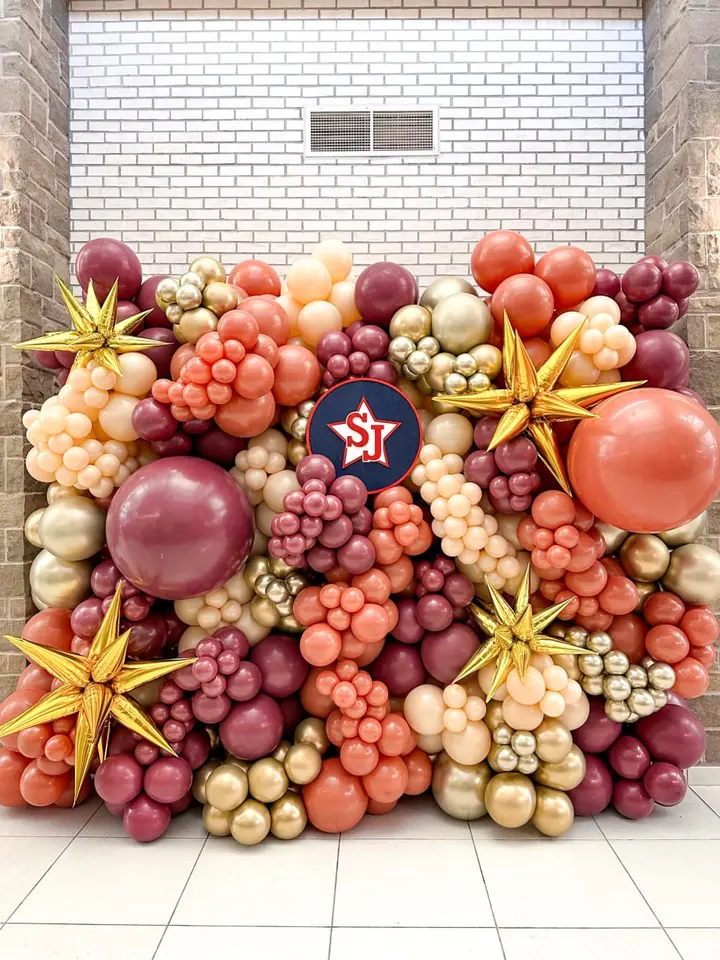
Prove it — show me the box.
[280,400,316,465]
[155,256,239,345]
[243,556,309,633]
[26,486,106,610]
[194,724,327,845]
[572,626,675,723]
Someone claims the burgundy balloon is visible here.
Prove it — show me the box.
[123,792,172,842]
[295,454,336,486]
[90,559,121,599]
[613,779,655,820]
[71,596,104,639]
[354,262,418,328]
[352,325,390,360]
[464,450,499,487]
[634,703,706,768]
[182,418,212,437]
[392,598,425,644]
[94,753,144,804]
[416,594,454,632]
[662,261,700,300]
[107,457,254,600]
[250,634,309,698]
[572,697,623,753]
[622,261,663,303]
[638,294,679,331]
[180,731,211,770]
[592,268,621,298]
[126,614,167,659]
[131,398,178,442]
[151,433,193,458]
[621,329,689,390]
[367,360,397,384]
[643,761,687,806]
[55,350,76,369]
[350,507,373,536]
[193,427,246,467]
[76,237,143,302]
[138,328,179,378]
[675,386,706,408]
[372,641,427,697]
[421,623,479,684]
[170,790,193,815]
[143,757,193,804]
[494,435,538,474]
[337,535,376,575]
[568,754,613,816]
[136,275,173,327]
[615,290,638,327]
[330,475,368,513]
[640,255,669,271]
[608,735,652,780]
[105,801,126,817]
[108,727,139,757]
[192,690,231,723]
[278,694,304,735]
[214,626,250,658]
[219,693,284,760]
[443,573,474,608]
[116,300,142,328]
[225,661,263,701]
[34,350,62,370]
[676,297,690,318]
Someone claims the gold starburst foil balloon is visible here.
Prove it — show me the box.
[0,582,195,802]
[436,315,644,493]
[454,565,591,700]
[14,277,153,377]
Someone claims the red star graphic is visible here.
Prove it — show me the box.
[328,397,401,469]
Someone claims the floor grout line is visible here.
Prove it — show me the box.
[689,786,720,820]
[470,822,507,960]
[150,835,209,960]
[326,834,342,960]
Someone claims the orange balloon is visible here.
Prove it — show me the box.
[0,748,31,806]
[471,230,535,293]
[672,656,710,699]
[326,709,345,747]
[599,557,624,578]
[490,274,554,337]
[293,586,326,626]
[0,687,48,751]
[532,491,575,529]
[368,528,403,565]
[646,624,690,664]
[690,644,716,668]
[534,246,596,310]
[303,758,368,833]
[300,667,335,718]
[35,756,70,776]
[272,344,321,406]
[404,520,433,556]
[403,748,433,795]
[681,607,719,647]
[233,354,274,400]
[362,755,408,803]
[54,775,91,808]
[374,486,413,509]
[237,295,289,346]
[214,390,276,438]
[367,798,398,815]
[229,259,281,298]
[564,560,608,597]
[378,714,411,757]
[16,724,52,759]
[644,592,685,626]
[170,343,195,380]
[379,555,414,594]
[44,733,73,762]
[574,609,614,633]
[20,760,69,806]
[16,663,53,693]
[300,622,343,666]
[609,613,648,664]
[568,389,720,532]
[340,737,380,776]
[22,608,74,652]
[524,337,552,368]
[352,568,391,604]
[598,576,638,616]
[351,604,390,643]
[355,637,385,667]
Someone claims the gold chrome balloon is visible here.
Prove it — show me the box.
[178,306,218,344]
[657,511,706,547]
[484,701,505,732]
[283,743,322,785]
[633,579,657,612]
[270,792,307,839]
[24,508,45,548]
[46,483,88,505]
[189,255,226,285]
[469,343,502,379]
[29,550,92,609]
[203,803,232,837]
[156,276,180,306]
[203,281,238,317]
[175,282,203,311]
[431,293,492,354]
[205,763,249,812]
[593,520,629,555]
[38,497,106,562]
[485,772,536,828]
[425,352,456,392]
[294,717,330,755]
[619,534,670,582]
[431,752,491,820]
[420,276,477,311]
[248,757,289,803]
[272,740,292,763]
[389,304,432,341]
[230,798,271,845]
[532,786,574,837]
[510,730,536,758]
[533,717,572,764]
[192,760,222,804]
[488,742,519,773]
[647,661,676,691]
[534,744,586,791]
[662,543,720,605]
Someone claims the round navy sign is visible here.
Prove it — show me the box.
[306,379,423,494]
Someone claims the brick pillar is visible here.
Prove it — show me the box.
[644,0,720,760]
[0,0,70,696]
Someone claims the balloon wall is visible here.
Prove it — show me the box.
[1,231,716,847]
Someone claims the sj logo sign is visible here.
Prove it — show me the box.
[307,379,423,493]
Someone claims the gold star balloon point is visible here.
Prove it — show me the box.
[14,277,154,377]
[0,582,196,803]
[454,565,591,701]
[436,313,645,493]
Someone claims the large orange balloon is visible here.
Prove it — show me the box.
[272,344,321,406]
[645,625,690,664]
[490,274,554,337]
[403,748,432,795]
[170,343,195,380]
[567,389,720,532]
[672,656,710,699]
[0,748,31,806]
[608,614,647,664]
[20,760,69,806]
[0,687,48,751]
[303,758,368,833]
[237,295,289,346]
[534,246,596,310]
[214,390,276,438]
[471,230,535,293]
[300,666,334,718]
[229,260,281,298]
[362,755,408,803]
[22,608,74,651]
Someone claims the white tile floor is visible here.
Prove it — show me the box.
[1,784,719,960]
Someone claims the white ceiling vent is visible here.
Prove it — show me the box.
[304,107,438,157]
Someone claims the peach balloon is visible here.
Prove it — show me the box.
[272,345,321,405]
[313,239,353,283]
[298,301,343,347]
[329,280,361,326]
[276,295,303,336]
[98,393,140,442]
[114,353,157,397]
[506,666,546,705]
[441,720,491,765]
[403,684,445,735]
[214,391,276,438]
[286,258,333,305]
[562,692,590,730]
[502,697,544,730]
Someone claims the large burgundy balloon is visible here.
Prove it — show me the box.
[143,757,193,804]
[123,792,171,841]
[613,779,655,820]
[568,754,613,816]
[608,735,652,780]
[138,328,179,378]
[106,457,254,600]
[131,398,178,442]
[354,262,418,328]
[219,693,284,760]
[136,275,172,327]
[638,294,679,331]
[94,753,144,805]
[192,427,246,467]
[421,623,480,684]
[76,237,142,302]
[634,703,706,768]
[662,261,700,300]
[621,261,662,303]
[592,268,621,299]
[621,330,689,389]
[572,697,622,754]
[250,634,308,698]
[392,599,424,645]
[126,614,167,659]
[116,301,142,327]
[371,641,427,697]
[643,762,687,806]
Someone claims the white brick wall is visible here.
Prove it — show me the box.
[69,4,644,285]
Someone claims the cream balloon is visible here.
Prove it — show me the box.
[263,469,301,513]
[276,295,303,336]
[424,413,474,456]
[403,684,445,735]
[328,280,361,327]
[297,300,343,347]
[286,258,332,305]
[502,697,543,731]
[313,239,352,283]
[441,720,491,765]
[113,353,157,398]
[98,393,140,442]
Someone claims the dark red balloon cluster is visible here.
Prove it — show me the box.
[317,322,395,388]
[465,417,541,513]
